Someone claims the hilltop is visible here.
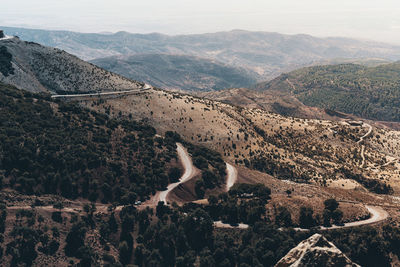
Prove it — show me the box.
[256,63,400,122]
[91,53,258,92]
[0,36,143,93]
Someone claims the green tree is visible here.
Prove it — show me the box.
[299,207,315,228]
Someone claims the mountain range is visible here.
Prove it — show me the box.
[3,26,400,83]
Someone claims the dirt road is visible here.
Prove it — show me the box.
[226,163,238,191]
[357,123,373,144]
[213,220,249,229]
[356,122,372,168]
[158,143,196,204]
[51,84,152,99]
[294,205,388,231]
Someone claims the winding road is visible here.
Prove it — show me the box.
[226,163,238,191]
[357,123,373,144]
[294,205,388,231]
[158,143,197,204]
[51,84,152,99]
[356,122,372,168]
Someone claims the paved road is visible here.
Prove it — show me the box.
[158,143,197,204]
[0,35,14,41]
[226,163,238,191]
[51,84,152,99]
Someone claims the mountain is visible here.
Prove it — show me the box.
[0,36,143,93]
[256,63,400,122]
[91,53,258,91]
[3,26,400,82]
[275,234,360,267]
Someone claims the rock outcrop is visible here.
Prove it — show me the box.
[0,30,4,38]
[275,234,360,267]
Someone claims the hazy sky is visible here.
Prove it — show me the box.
[2,0,400,44]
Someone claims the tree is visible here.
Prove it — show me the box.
[183,209,213,251]
[168,167,181,183]
[51,211,63,223]
[323,209,332,227]
[119,241,132,265]
[195,180,205,199]
[332,209,343,225]
[275,206,292,227]
[65,222,87,257]
[299,207,315,228]
[285,189,292,197]
[324,199,339,212]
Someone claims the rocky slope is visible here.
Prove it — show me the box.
[3,27,400,81]
[275,234,360,267]
[0,37,143,93]
[91,53,258,92]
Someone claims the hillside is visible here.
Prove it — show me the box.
[74,86,400,195]
[257,63,400,122]
[3,27,400,81]
[91,53,258,91]
[198,87,356,121]
[0,82,183,203]
[0,37,143,93]
[1,40,400,266]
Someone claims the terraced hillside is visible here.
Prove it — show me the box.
[4,27,400,81]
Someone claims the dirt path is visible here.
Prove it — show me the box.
[226,163,238,191]
[158,143,197,204]
[286,78,297,93]
[357,123,373,144]
[360,145,366,168]
[356,122,372,168]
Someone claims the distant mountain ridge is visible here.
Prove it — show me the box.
[3,26,400,82]
[91,53,258,91]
